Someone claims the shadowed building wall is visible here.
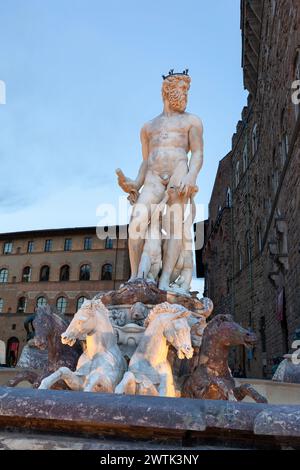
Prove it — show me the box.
[200,0,300,379]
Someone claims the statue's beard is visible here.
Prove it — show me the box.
[168,91,187,112]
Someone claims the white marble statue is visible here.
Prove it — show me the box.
[39,299,127,392]
[115,302,194,397]
[168,186,197,293]
[116,69,203,292]
[137,193,169,282]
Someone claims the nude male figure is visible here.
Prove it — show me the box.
[116,70,203,290]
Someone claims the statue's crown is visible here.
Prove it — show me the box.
[162,69,189,80]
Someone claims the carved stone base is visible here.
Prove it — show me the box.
[0,387,298,448]
[98,279,213,317]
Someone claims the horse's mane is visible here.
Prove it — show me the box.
[145,302,189,328]
[35,305,69,330]
[204,314,234,335]
[81,298,109,315]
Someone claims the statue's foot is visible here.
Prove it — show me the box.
[169,283,191,296]
[145,277,157,285]
[38,380,49,390]
[158,281,170,291]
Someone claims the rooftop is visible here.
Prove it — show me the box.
[0,225,128,241]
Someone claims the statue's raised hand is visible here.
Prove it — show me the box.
[116,168,139,205]
[179,173,199,198]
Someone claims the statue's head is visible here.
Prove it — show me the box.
[61,298,109,346]
[162,70,191,113]
[205,314,257,349]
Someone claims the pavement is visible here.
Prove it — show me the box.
[0,431,240,450]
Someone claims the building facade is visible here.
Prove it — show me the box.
[202,0,300,378]
[0,225,130,365]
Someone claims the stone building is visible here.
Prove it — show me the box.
[202,0,300,378]
[0,225,130,365]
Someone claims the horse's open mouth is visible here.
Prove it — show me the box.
[61,335,76,347]
[244,337,256,349]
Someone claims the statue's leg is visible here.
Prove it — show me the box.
[129,178,165,280]
[137,250,152,280]
[39,367,83,391]
[234,384,268,403]
[177,222,194,291]
[115,371,136,394]
[150,261,161,281]
[84,371,113,393]
[159,201,185,290]
[33,370,64,389]
[158,165,190,290]
[183,374,232,400]
[158,364,176,397]
[6,370,38,387]
[177,252,193,291]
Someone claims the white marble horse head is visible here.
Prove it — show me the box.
[61,298,111,346]
[145,302,194,360]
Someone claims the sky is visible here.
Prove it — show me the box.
[0,0,247,236]
[0,0,249,294]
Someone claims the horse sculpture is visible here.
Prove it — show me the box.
[39,299,127,392]
[272,355,300,384]
[7,305,80,388]
[182,314,267,403]
[115,302,194,397]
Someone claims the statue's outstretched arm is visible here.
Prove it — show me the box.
[116,125,149,201]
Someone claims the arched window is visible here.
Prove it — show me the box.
[256,224,262,254]
[17,297,27,313]
[226,187,232,208]
[246,232,251,264]
[22,266,31,282]
[237,244,243,272]
[101,263,113,281]
[252,123,258,156]
[280,133,289,166]
[294,51,300,119]
[271,0,276,16]
[0,339,5,365]
[6,337,19,367]
[40,265,50,282]
[3,242,12,254]
[36,296,47,308]
[60,265,70,282]
[56,296,67,314]
[235,161,240,188]
[279,108,289,165]
[105,237,113,249]
[77,296,88,310]
[79,264,90,281]
[84,237,92,250]
[243,143,248,172]
[0,268,8,283]
[0,298,3,313]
